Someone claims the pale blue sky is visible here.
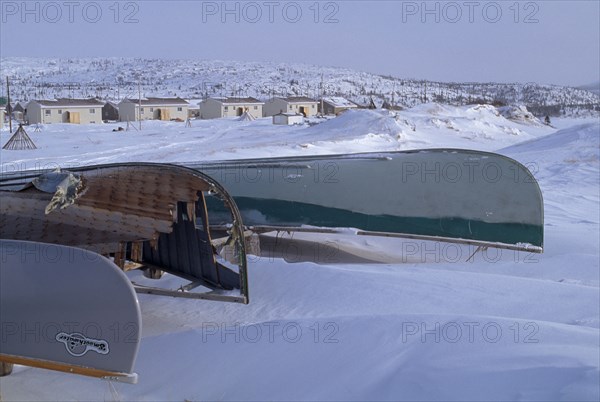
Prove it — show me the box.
[1,0,598,86]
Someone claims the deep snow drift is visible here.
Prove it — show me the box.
[0,105,598,401]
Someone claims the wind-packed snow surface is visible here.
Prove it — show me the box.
[0,104,598,401]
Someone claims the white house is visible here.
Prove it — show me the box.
[320,97,358,115]
[118,97,189,122]
[27,98,104,124]
[264,96,318,117]
[199,97,264,119]
[272,112,304,125]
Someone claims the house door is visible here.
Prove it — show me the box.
[161,109,170,121]
[237,107,244,116]
[299,106,306,117]
[67,111,80,124]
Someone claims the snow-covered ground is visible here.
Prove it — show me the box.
[0,104,598,401]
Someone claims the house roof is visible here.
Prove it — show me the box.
[208,97,264,105]
[33,98,104,108]
[322,97,357,108]
[278,96,318,104]
[274,112,304,117]
[121,97,189,106]
[13,102,26,111]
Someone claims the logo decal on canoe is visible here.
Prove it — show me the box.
[56,332,109,356]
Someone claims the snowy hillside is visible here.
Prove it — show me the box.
[0,105,598,400]
[2,57,599,116]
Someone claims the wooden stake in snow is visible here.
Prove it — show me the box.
[2,124,37,150]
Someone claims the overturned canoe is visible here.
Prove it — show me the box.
[0,163,249,303]
[189,149,543,252]
[0,240,141,383]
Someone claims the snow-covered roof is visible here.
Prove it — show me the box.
[322,97,357,108]
[278,96,318,104]
[275,112,304,117]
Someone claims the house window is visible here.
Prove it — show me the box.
[289,105,293,110]
[150,108,154,112]
[311,105,315,109]
[224,106,229,111]
[177,107,182,112]
[58,110,62,114]
[140,108,144,113]
[254,106,258,110]
[90,109,96,113]
[45,110,51,115]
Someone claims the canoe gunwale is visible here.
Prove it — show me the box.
[214,225,543,254]
[0,353,138,384]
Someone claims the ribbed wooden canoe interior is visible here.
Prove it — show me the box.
[1,165,209,254]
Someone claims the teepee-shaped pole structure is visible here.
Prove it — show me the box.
[238,107,256,121]
[3,124,37,150]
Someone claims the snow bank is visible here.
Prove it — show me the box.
[498,105,544,126]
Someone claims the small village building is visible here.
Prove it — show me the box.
[27,98,104,124]
[199,97,264,119]
[320,97,358,115]
[102,101,120,121]
[264,96,318,117]
[118,97,189,122]
[272,112,304,125]
[12,102,27,121]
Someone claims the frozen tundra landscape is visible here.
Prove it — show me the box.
[0,104,598,401]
